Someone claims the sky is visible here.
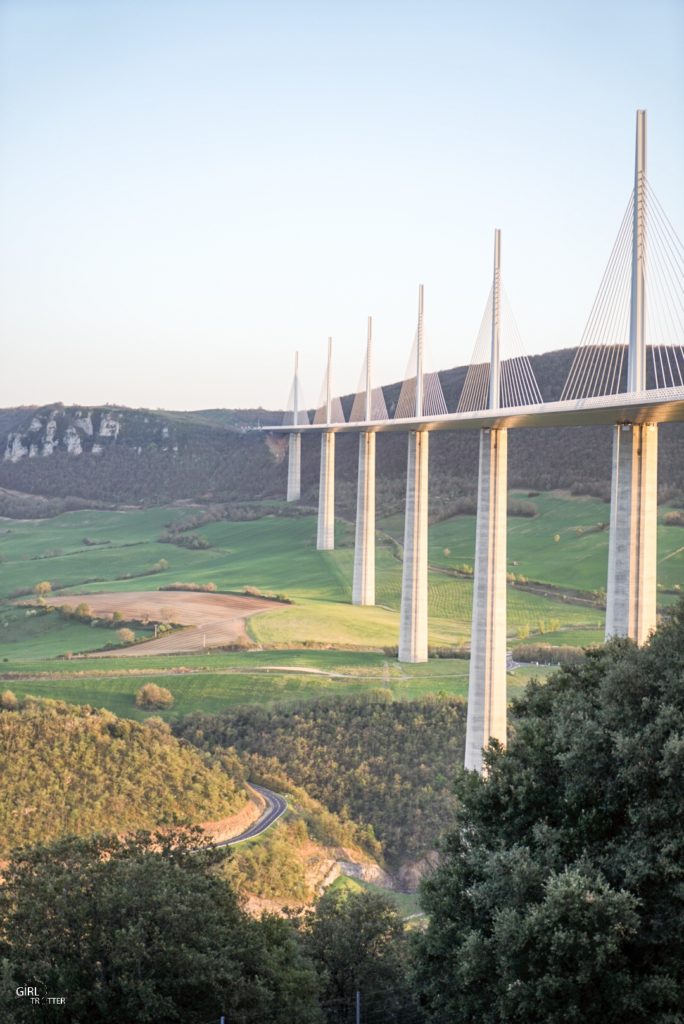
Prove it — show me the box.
[1,0,683,412]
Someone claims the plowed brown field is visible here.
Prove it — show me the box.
[46,591,281,656]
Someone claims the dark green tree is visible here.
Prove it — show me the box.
[0,828,322,1024]
[415,603,684,1023]
[300,888,419,1024]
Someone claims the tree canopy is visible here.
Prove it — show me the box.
[0,698,247,855]
[176,693,466,865]
[299,887,419,1024]
[416,603,684,1023]
[0,829,323,1024]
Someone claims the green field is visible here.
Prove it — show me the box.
[1,494,681,718]
[0,501,616,657]
[2,493,677,904]
[328,874,423,920]
[415,490,684,593]
[0,647,554,721]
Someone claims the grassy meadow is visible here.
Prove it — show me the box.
[0,647,554,721]
[0,492,681,720]
[328,874,423,919]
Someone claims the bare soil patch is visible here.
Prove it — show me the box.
[46,591,281,656]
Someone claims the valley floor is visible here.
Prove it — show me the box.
[0,490,681,718]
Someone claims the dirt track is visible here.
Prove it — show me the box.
[47,591,281,656]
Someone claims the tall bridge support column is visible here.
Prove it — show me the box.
[352,431,376,605]
[316,431,335,550]
[605,422,658,643]
[465,427,508,772]
[399,431,429,663]
[286,433,301,503]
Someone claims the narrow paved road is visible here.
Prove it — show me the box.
[215,784,288,847]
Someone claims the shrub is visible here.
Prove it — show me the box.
[664,510,684,527]
[118,628,136,645]
[135,684,175,710]
[512,643,586,666]
[1,690,19,711]
[143,715,172,734]
[159,532,211,550]
[574,521,608,537]
[160,582,218,592]
[508,500,538,518]
[34,581,51,597]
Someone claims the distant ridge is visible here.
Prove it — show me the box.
[1,348,682,517]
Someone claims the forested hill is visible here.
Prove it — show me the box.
[0,697,249,856]
[176,694,467,866]
[1,347,683,516]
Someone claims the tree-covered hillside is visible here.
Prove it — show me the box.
[0,697,248,856]
[1,348,683,515]
[176,694,467,866]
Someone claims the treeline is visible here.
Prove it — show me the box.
[175,693,467,866]
[0,698,248,856]
[0,489,111,519]
[512,642,587,665]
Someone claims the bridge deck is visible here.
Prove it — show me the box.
[269,387,684,433]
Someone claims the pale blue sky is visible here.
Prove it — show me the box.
[1,0,683,410]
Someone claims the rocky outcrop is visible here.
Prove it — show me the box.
[239,839,395,918]
[3,406,169,462]
[98,413,120,438]
[42,415,60,456]
[64,426,82,455]
[4,434,28,463]
[74,412,93,435]
[395,851,440,891]
[336,856,395,889]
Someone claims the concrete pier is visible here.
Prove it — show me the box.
[605,422,658,643]
[399,431,429,663]
[465,427,508,771]
[316,431,335,550]
[605,114,658,645]
[352,431,376,605]
[286,433,301,502]
[464,423,507,770]
[464,230,509,772]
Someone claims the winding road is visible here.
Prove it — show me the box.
[215,784,288,847]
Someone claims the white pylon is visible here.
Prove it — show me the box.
[416,285,425,418]
[628,110,647,394]
[353,316,376,605]
[489,230,501,409]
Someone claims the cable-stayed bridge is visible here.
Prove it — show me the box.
[268,111,684,772]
